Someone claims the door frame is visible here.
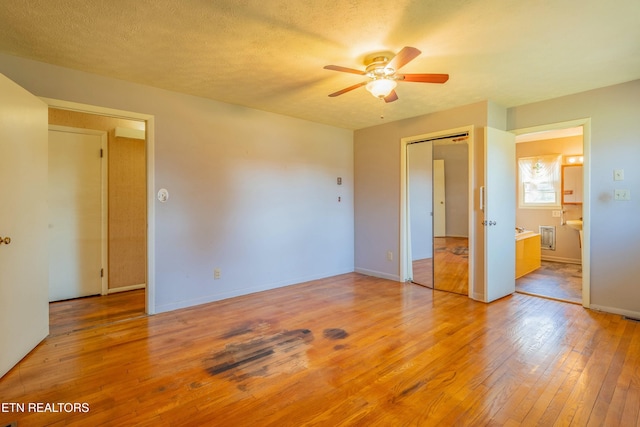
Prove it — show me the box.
[42,97,157,314]
[400,125,475,297]
[511,118,591,308]
[48,125,109,297]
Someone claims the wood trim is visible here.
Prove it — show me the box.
[107,283,146,294]
[44,98,156,314]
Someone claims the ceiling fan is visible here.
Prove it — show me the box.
[324,46,449,103]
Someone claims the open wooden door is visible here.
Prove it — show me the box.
[0,74,49,378]
[484,127,516,302]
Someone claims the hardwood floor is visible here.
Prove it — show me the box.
[1,273,639,426]
[434,237,469,295]
[412,237,469,295]
[49,289,146,336]
[411,257,433,288]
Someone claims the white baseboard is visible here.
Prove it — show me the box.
[354,268,401,282]
[590,304,640,320]
[155,268,355,313]
[108,283,146,294]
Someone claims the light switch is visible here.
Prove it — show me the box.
[614,169,624,181]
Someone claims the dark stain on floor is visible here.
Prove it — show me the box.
[221,319,274,339]
[400,381,425,397]
[207,329,314,379]
[323,328,349,340]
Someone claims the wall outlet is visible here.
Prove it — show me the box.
[387,251,393,261]
[614,189,631,201]
[214,268,221,279]
[552,210,561,217]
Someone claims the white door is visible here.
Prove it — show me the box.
[484,127,516,302]
[48,126,106,301]
[433,159,446,237]
[0,74,49,378]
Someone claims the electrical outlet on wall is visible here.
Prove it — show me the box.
[614,189,631,201]
[214,268,221,279]
[387,251,393,261]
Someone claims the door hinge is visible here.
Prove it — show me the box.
[100,268,104,277]
[100,148,104,158]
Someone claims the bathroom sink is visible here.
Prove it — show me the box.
[566,219,583,231]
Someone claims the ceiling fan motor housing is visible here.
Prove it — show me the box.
[365,56,396,79]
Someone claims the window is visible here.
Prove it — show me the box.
[518,155,561,208]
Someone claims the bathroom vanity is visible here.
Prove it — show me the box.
[516,231,541,279]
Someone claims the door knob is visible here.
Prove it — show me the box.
[0,236,11,245]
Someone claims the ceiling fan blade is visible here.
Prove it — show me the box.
[323,65,366,75]
[399,73,449,84]
[384,90,398,103]
[328,81,367,97]
[387,46,421,72]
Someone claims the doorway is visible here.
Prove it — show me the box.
[513,120,591,307]
[404,128,472,296]
[43,97,156,321]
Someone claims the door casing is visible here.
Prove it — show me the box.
[512,118,591,308]
[401,126,475,297]
[42,97,157,314]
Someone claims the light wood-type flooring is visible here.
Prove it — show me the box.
[49,288,146,336]
[412,236,469,295]
[2,273,639,426]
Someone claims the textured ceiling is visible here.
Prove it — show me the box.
[1,0,639,130]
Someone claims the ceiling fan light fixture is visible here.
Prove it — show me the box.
[366,78,397,99]
[324,46,448,102]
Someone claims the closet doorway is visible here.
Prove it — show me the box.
[406,131,471,295]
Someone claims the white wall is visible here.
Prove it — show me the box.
[508,79,640,316]
[0,54,354,313]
